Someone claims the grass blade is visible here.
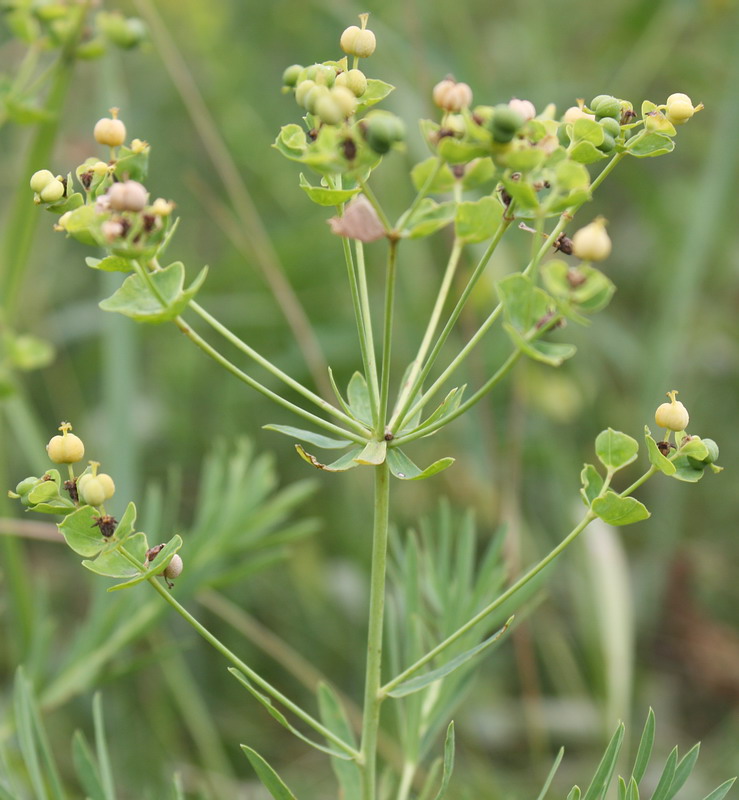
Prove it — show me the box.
[536,748,565,800]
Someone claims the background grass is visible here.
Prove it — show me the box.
[1,0,739,797]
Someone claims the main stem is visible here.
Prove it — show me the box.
[360,461,391,799]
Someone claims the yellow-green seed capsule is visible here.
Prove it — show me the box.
[94,108,126,147]
[315,95,343,125]
[563,106,593,124]
[571,217,612,262]
[39,179,65,204]
[30,169,55,193]
[78,474,106,507]
[46,422,85,464]
[340,25,376,58]
[665,93,697,125]
[335,68,367,97]
[295,79,316,108]
[330,86,358,118]
[655,390,689,432]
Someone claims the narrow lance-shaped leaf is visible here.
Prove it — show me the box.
[263,424,353,450]
[317,684,361,799]
[386,619,511,697]
[631,707,655,785]
[241,746,299,800]
[701,778,737,800]
[432,722,455,800]
[386,449,455,481]
[535,748,565,800]
[581,722,625,800]
[649,747,678,800]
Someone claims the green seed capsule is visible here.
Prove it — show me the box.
[295,79,316,108]
[591,95,622,120]
[335,68,367,97]
[304,84,330,114]
[688,437,719,469]
[600,117,621,137]
[315,95,343,125]
[282,64,303,87]
[597,132,616,153]
[78,474,106,507]
[490,104,524,143]
[363,110,405,154]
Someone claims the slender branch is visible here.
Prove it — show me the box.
[173,314,366,444]
[188,300,368,435]
[381,459,658,695]
[378,240,399,433]
[388,237,465,430]
[355,241,381,424]
[360,462,391,797]
[357,179,392,233]
[393,215,512,432]
[140,572,360,759]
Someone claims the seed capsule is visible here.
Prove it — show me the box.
[340,25,376,58]
[163,554,183,580]
[335,68,367,97]
[47,422,85,464]
[30,169,55,193]
[665,93,697,125]
[432,79,473,112]
[39,179,65,204]
[107,180,148,212]
[94,108,126,147]
[509,98,536,121]
[282,64,303,87]
[571,217,612,262]
[655,390,689,432]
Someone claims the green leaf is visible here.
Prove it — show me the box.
[92,694,116,800]
[501,176,539,209]
[568,140,608,164]
[461,158,496,189]
[631,707,655,785]
[72,731,105,800]
[114,501,137,545]
[432,722,455,800]
[555,160,591,190]
[82,533,148,579]
[386,619,511,697]
[592,491,650,526]
[679,437,709,461]
[580,463,604,507]
[355,78,394,113]
[59,506,106,557]
[535,748,565,800]
[670,456,705,483]
[241,746,298,800]
[114,143,149,182]
[347,372,372,425]
[230,670,352,760]
[298,173,360,206]
[504,147,546,173]
[626,777,640,800]
[416,386,466,431]
[354,440,387,465]
[263,424,353,449]
[666,743,700,800]
[99,262,207,323]
[405,199,457,239]
[27,479,63,506]
[497,273,551,332]
[60,204,99,245]
[275,123,307,154]
[85,255,133,272]
[644,429,676,475]
[14,669,49,800]
[582,722,624,800]
[568,787,582,800]
[626,132,675,158]
[386,449,455,480]
[411,158,456,193]
[595,428,639,471]
[650,747,678,800]
[454,196,501,243]
[437,137,489,164]
[572,118,605,146]
[701,779,737,800]
[317,683,362,799]
[295,445,363,472]
[503,323,576,366]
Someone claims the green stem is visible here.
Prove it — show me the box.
[381,460,657,695]
[339,235,376,419]
[393,215,511,432]
[140,572,360,759]
[131,261,366,441]
[355,241,381,423]
[188,300,367,435]
[389,238,464,429]
[392,349,522,446]
[360,461,391,799]
[173,314,366,444]
[378,240,399,433]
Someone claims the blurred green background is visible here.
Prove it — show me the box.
[1,0,739,797]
